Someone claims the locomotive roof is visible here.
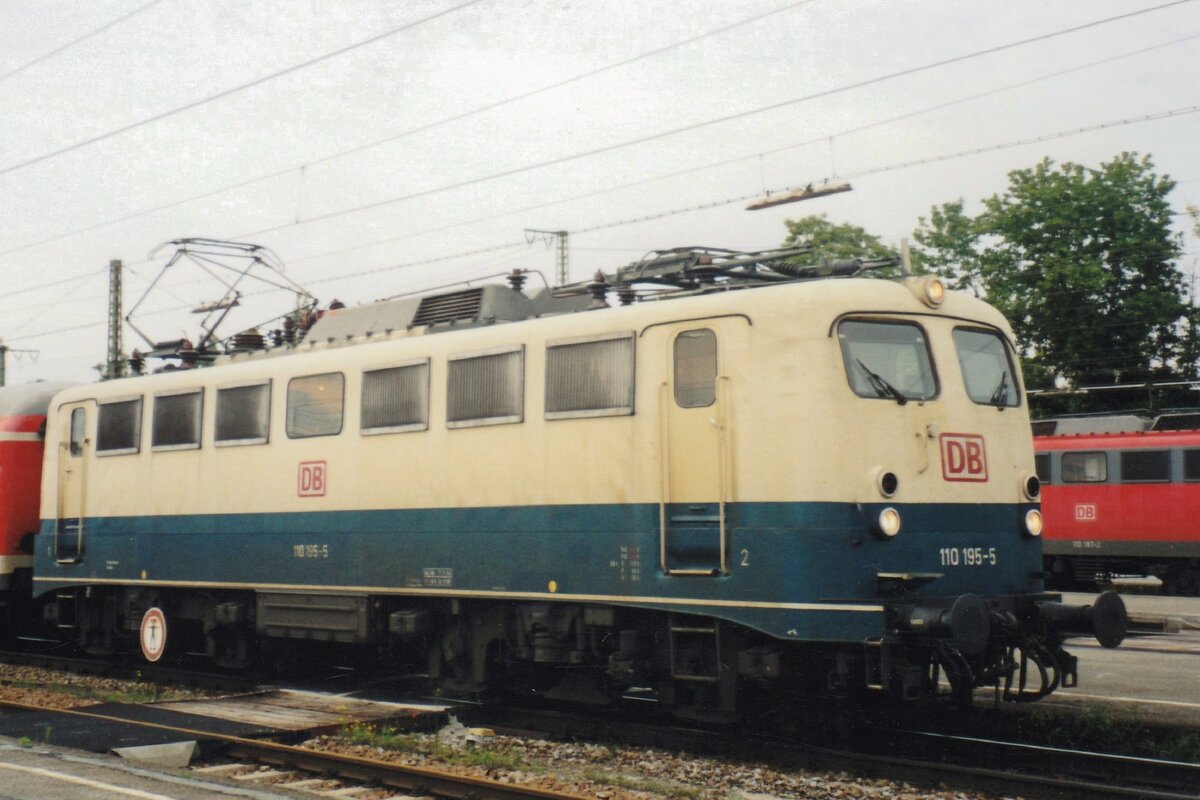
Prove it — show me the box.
[1034,428,1200,450]
[47,266,1012,406]
[1033,411,1200,439]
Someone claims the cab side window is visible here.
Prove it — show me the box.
[674,329,716,408]
[287,373,345,438]
[1034,453,1051,484]
[1061,451,1107,483]
[96,398,142,455]
[216,382,271,446]
[69,408,86,457]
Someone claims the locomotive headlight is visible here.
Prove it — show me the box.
[876,469,899,498]
[909,276,945,307]
[876,507,902,538]
[1024,508,1044,537]
[1022,473,1041,500]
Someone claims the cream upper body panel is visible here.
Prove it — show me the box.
[40,278,1032,518]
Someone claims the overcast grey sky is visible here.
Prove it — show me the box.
[2,0,1198,383]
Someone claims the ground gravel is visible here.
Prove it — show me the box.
[0,663,221,709]
[0,667,1015,799]
[303,724,1015,800]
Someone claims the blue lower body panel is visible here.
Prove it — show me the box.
[33,501,1043,642]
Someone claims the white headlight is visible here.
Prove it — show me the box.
[877,507,902,538]
[922,277,945,307]
[1025,509,1043,537]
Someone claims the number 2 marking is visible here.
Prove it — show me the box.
[740,549,750,567]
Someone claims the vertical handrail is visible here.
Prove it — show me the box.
[658,381,671,573]
[716,376,733,575]
[54,442,66,545]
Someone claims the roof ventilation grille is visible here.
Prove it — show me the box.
[412,288,485,326]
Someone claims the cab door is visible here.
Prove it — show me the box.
[54,404,89,563]
[657,325,735,575]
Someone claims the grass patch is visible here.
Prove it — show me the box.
[4,679,171,705]
[1010,706,1200,762]
[583,768,704,799]
[338,723,529,771]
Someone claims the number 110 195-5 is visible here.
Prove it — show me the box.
[939,546,997,567]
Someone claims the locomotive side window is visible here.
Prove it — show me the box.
[152,390,202,451]
[1061,451,1107,483]
[674,329,716,408]
[447,346,524,428]
[1120,450,1169,482]
[1184,450,1200,481]
[361,361,430,434]
[837,320,937,402]
[1034,453,1051,484]
[287,373,345,438]
[215,382,271,446]
[546,333,634,419]
[96,398,142,455]
[69,408,86,457]
[952,327,1019,407]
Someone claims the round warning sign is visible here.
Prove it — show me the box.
[139,607,167,662]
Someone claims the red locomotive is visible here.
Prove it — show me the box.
[1035,413,1200,594]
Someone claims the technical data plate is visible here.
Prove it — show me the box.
[0,690,451,753]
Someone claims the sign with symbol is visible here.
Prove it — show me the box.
[939,433,988,482]
[1075,503,1097,521]
[298,461,327,497]
[139,607,167,662]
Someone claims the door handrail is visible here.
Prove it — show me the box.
[715,375,734,575]
[658,381,671,573]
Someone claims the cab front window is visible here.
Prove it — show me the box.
[953,327,1020,407]
[837,319,937,403]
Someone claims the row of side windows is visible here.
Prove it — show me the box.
[90,330,684,455]
[1035,448,1200,485]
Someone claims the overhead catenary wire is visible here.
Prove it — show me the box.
[0,0,818,264]
[2,239,530,344]
[217,0,1200,239]
[7,103,1199,344]
[269,33,1200,272]
[569,104,1200,237]
[0,0,487,180]
[0,0,168,85]
[3,14,1196,291]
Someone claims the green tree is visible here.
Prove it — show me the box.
[782,214,895,268]
[913,153,1186,392]
[911,199,983,295]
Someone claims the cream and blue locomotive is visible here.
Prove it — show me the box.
[31,246,1125,713]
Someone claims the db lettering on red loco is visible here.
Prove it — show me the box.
[939,433,988,482]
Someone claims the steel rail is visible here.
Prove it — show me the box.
[0,699,589,800]
[482,704,1200,800]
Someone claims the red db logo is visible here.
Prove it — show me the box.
[298,461,327,497]
[940,434,988,482]
[1075,503,1097,521]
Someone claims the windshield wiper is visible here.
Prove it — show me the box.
[856,358,907,405]
[989,371,1009,408]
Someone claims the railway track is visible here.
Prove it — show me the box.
[481,703,1200,800]
[2,650,1197,800]
[0,698,587,799]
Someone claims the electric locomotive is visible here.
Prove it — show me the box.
[1036,414,1200,594]
[29,247,1125,714]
